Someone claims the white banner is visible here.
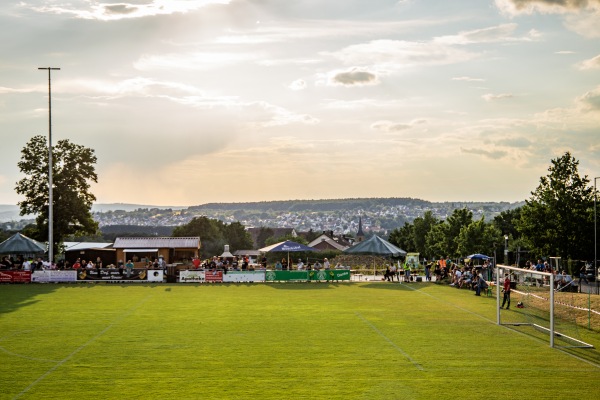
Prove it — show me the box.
[31,270,78,283]
[223,271,266,282]
[147,269,164,282]
[179,270,205,283]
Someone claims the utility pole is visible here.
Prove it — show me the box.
[38,67,60,264]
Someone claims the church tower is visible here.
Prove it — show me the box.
[356,216,365,243]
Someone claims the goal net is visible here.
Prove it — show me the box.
[495,265,594,349]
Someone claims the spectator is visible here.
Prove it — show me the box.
[475,274,488,296]
[500,273,511,309]
[125,259,134,278]
[297,259,305,271]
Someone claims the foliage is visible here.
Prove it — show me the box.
[457,217,503,256]
[517,152,595,260]
[264,233,308,247]
[255,227,274,249]
[413,211,439,257]
[15,135,98,257]
[172,216,253,258]
[388,223,414,252]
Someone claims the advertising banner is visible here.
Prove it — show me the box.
[264,270,308,282]
[179,270,205,283]
[77,268,148,281]
[223,271,265,283]
[204,270,223,283]
[147,270,164,282]
[331,269,351,281]
[31,270,78,283]
[0,270,32,283]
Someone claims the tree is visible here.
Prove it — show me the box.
[222,221,254,251]
[412,211,439,257]
[456,217,502,256]
[172,216,224,258]
[388,223,414,252]
[517,152,595,260]
[15,135,98,258]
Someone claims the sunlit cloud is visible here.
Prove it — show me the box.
[495,0,600,15]
[435,23,540,44]
[482,93,514,101]
[326,39,477,69]
[24,0,231,21]
[452,76,486,82]
[328,68,380,87]
[578,54,600,70]
[134,52,261,71]
[288,79,307,91]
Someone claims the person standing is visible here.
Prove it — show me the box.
[501,273,511,309]
[125,259,134,278]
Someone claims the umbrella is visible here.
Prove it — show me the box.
[344,235,407,257]
[0,233,46,254]
[344,235,407,277]
[466,254,490,260]
[259,240,317,270]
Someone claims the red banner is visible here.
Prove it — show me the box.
[204,270,223,282]
[0,270,32,283]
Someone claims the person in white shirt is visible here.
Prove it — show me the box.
[323,258,330,270]
[296,259,305,270]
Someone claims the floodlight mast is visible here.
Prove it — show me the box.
[38,67,60,264]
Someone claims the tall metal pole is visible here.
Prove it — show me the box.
[38,67,60,264]
[595,177,599,295]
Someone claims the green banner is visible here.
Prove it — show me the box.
[265,270,308,281]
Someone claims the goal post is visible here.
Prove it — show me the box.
[495,265,593,349]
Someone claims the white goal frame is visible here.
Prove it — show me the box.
[495,265,593,349]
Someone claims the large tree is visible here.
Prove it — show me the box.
[15,135,98,258]
[517,152,595,260]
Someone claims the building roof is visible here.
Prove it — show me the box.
[64,242,113,251]
[307,234,349,251]
[113,237,200,249]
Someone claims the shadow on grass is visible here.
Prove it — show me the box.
[358,282,437,291]
[0,283,61,316]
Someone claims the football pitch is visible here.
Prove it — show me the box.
[1,282,599,399]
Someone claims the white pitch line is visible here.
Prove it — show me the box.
[13,295,152,400]
[355,312,424,371]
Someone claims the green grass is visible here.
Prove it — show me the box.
[1,282,599,399]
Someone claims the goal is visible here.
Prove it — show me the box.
[495,265,593,349]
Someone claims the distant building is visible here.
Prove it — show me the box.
[112,237,200,264]
[307,232,351,251]
[246,227,297,248]
[356,216,365,243]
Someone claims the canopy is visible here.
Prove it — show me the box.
[466,253,490,260]
[0,233,46,254]
[259,240,317,253]
[344,235,407,257]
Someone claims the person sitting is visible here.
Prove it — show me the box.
[296,259,305,271]
[275,260,283,270]
[459,270,473,289]
[475,274,488,296]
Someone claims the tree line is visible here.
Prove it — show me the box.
[387,152,597,265]
[11,135,598,266]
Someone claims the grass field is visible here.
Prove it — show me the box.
[1,282,599,399]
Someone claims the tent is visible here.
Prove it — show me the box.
[344,235,407,277]
[344,235,407,257]
[259,240,317,270]
[0,233,46,254]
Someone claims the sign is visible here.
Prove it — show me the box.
[31,270,77,283]
[264,270,308,282]
[147,269,164,282]
[0,270,31,283]
[77,268,148,281]
[179,270,205,283]
[223,271,265,283]
[205,270,223,283]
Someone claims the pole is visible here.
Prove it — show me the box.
[38,67,60,264]
[595,177,599,295]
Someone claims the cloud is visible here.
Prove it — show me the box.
[495,0,600,15]
[326,39,477,69]
[461,147,508,159]
[288,79,307,91]
[482,93,514,101]
[134,51,260,71]
[330,69,379,87]
[25,0,231,21]
[435,23,539,44]
[577,86,600,110]
[555,50,576,54]
[578,54,600,70]
[371,121,411,132]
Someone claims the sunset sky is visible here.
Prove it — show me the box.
[1,0,599,207]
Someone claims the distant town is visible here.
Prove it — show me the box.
[2,198,523,236]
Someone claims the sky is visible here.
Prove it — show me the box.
[0,0,599,207]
